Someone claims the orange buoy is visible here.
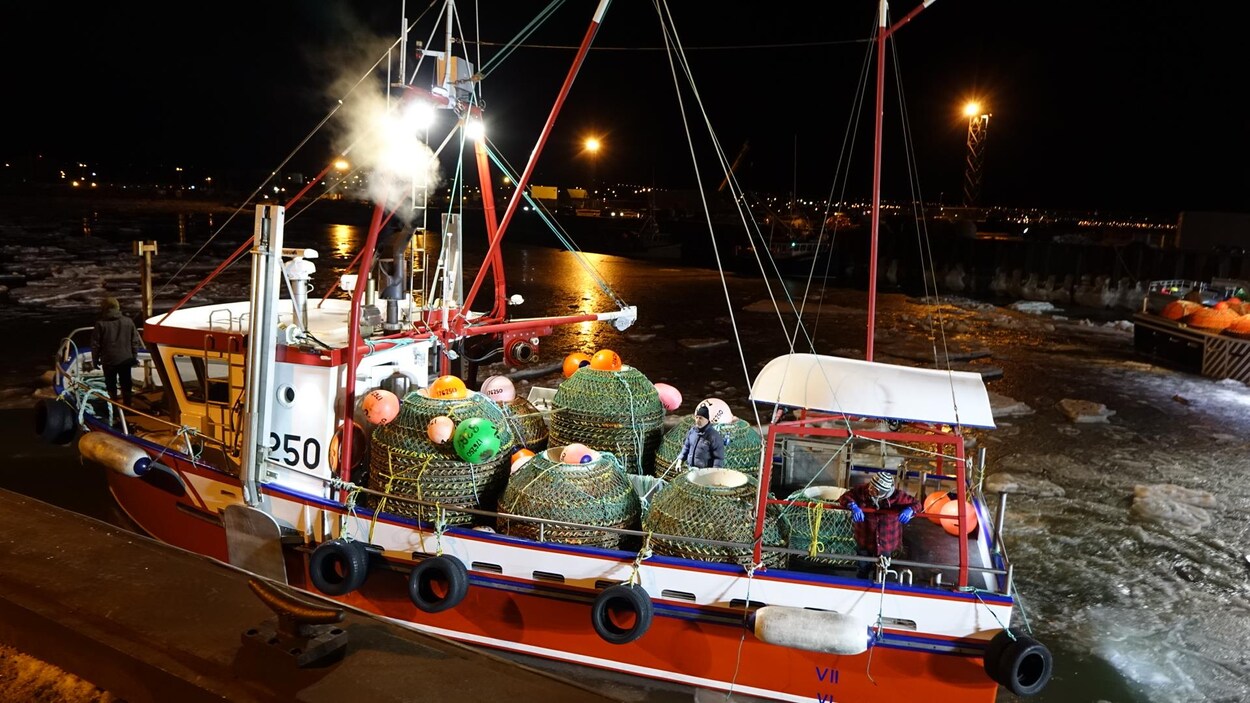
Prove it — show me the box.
[938,498,979,536]
[1225,313,1250,339]
[510,448,536,473]
[590,349,622,371]
[1183,305,1239,333]
[563,352,592,378]
[1160,299,1201,321]
[923,491,953,524]
[429,375,468,399]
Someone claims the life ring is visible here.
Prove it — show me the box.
[984,629,1053,696]
[590,583,653,645]
[308,539,370,596]
[34,398,78,445]
[408,554,469,613]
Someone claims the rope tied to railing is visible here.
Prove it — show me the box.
[806,500,826,557]
[959,576,1034,638]
[865,554,900,685]
[627,531,653,587]
[433,504,448,557]
[174,425,202,460]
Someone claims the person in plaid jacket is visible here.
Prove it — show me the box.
[837,471,918,579]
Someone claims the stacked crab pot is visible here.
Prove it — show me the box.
[547,365,665,475]
[368,389,515,526]
[497,447,641,549]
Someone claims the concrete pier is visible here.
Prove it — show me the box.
[0,489,618,703]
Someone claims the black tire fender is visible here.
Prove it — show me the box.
[309,539,370,596]
[1000,635,1053,696]
[983,628,1016,684]
[35,398,78,445]
[985,629,1053,696]
[408,554,469,613]
[590,583,653,645]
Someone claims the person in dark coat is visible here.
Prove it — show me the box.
[91,297,143,407]
[837,470,919,580]
[677,405,726,469]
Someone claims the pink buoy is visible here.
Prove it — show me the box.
[654,382,682,411]
[481,375,516,402]
[697,397,733,424]
[426,415,455,444]
[559,443,595,464]
[363,389,400,425]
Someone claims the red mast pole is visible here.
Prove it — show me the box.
[337,204,387,484]
[461,0,612,314]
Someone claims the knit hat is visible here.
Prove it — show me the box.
[695,405,710,420]
[101,297,120,312]
[870,471,895,498]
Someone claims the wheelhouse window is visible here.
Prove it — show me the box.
[171,354,232,405]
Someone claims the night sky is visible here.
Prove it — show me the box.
[6,1,1245,217]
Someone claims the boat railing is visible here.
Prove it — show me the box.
[311,465,1011,592]
[55,336,229,454]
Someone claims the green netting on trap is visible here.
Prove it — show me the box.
[495,396,548,451]
[367,390,515,525]
[778,486,856,568]
[548,366,664,475]
[497,450,640,549]
[652,416,763,481]
[643,469,787,568]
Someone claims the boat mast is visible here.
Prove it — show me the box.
[866,0,935,361]
[240,205,285,506]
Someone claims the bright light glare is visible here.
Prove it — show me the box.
[963,102,981,117]
[584,137,601,153]
[333,159,350,171]
[403,100,436,130]
[465,118,485,141]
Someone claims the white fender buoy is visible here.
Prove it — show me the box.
[78,431,151,478]
[752,605,871,655]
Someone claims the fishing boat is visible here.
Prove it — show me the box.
[35,1,1052,701]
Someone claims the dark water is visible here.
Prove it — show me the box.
[6,197,1248,703]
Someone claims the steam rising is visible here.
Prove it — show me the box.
[334,81,443,224]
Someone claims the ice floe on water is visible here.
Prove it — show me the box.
[1131,484,1216,535]
[1056,398,1116,423]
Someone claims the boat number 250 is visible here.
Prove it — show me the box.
[268,432,322,470]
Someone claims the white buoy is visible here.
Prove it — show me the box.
[79,431,151,478]
[752,605,871,655]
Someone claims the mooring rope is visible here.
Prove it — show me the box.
[727,560,762,699]
[865,554,900,685]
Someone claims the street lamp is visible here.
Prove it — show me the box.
[583,136,601,206]
[962,102,990,208]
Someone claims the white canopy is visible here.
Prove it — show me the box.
[749,353,995,429]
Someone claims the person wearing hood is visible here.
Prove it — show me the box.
[837,470,919,580]
[91,297,143,407]
[677,404,726,469]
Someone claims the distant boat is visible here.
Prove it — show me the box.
[36,1,1051,701]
